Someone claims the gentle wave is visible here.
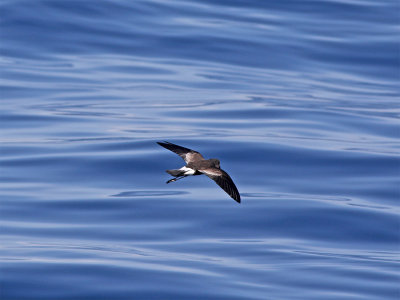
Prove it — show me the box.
[1,0,399,299]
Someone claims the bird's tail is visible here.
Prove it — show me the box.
[166,169,185,177]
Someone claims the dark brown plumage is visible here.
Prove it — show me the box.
[157,141,241,203]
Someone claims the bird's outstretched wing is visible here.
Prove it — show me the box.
[200,167,241,203]
[157,141,204,163]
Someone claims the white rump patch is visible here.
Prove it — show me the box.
[179,166,196,175]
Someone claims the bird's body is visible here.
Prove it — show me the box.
[157,141,241,203]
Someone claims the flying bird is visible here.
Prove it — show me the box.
[157,141,241,203]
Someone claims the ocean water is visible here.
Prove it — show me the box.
[0,0,399,299]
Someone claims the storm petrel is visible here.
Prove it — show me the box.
[157,141,241,203]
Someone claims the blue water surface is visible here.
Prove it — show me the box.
[1,0,399,299]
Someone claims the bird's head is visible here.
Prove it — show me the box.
[210,158,220,168]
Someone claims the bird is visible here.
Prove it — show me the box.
[157,141,241,203]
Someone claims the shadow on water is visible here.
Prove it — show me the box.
[111,190,190,197]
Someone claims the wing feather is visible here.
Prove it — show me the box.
[157,141,204,163]
[200,167,241,203]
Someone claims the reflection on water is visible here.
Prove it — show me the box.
[1,0,399,299]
